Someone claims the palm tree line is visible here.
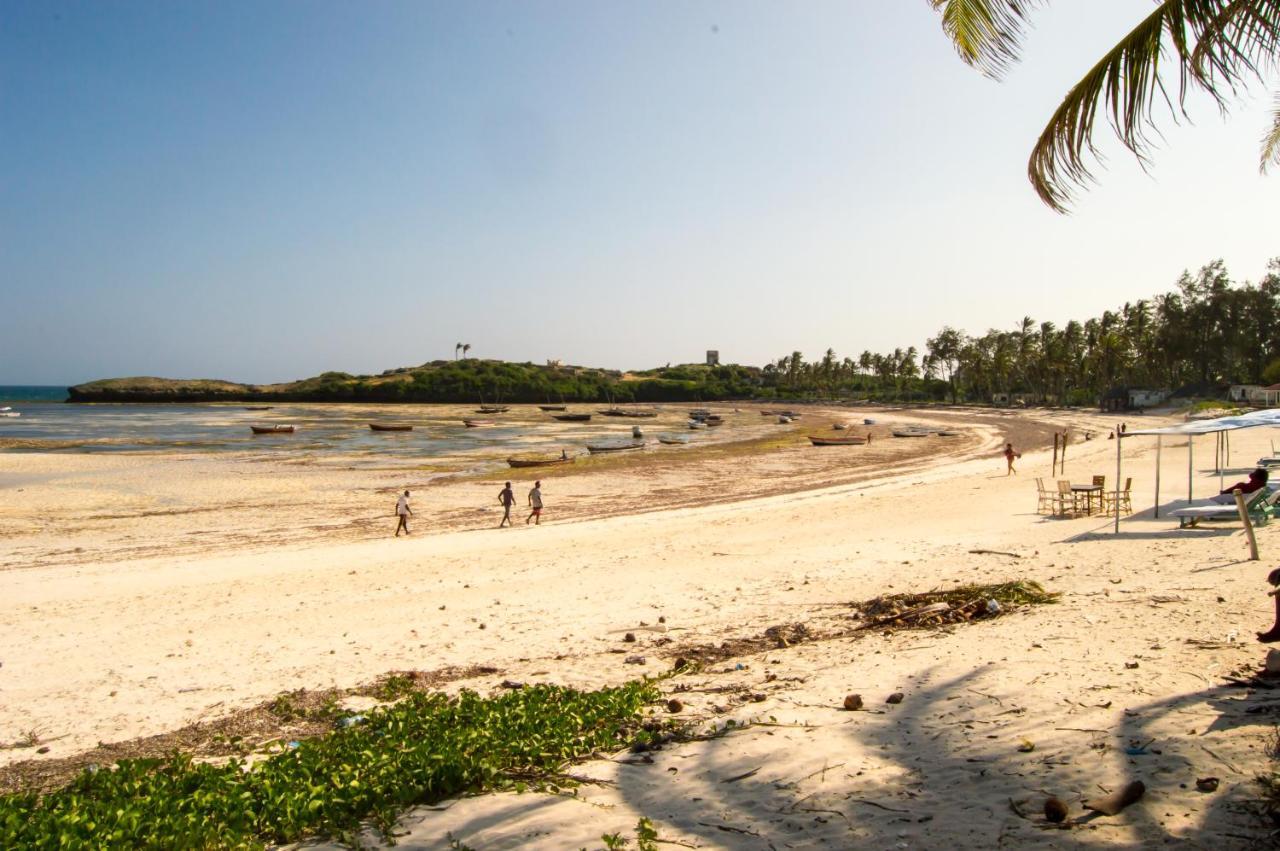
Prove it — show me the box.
[765,258,1280,404]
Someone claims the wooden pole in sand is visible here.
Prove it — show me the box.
[1188,435,1194,503]
[1235,488,1260,561]
[1154,435,1162,518]
[1114,428,1122,533]
[1218,431,1225,492]
[1052,433,1059,476]
[1061,432,1068,474]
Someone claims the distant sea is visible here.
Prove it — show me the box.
[0,385,67,403]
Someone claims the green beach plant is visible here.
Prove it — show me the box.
[0,681,661,850]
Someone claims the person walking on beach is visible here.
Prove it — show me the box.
[1003,442,1021,476]
[526,480,544,525]
[498,481,515,527]
[394,490,412,536]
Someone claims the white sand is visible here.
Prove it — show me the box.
[2,407,1275,847]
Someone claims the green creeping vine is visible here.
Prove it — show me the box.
[0,681,660,850]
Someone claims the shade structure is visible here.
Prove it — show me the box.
[1114,409,1280,532]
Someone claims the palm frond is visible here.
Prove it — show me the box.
[1189,0,1280,91]
[1263,91,1280,170]
[929,0,1041,78]
[1028,5,1178,211]
[1028,0,1280,211]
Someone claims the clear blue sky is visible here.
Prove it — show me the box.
[2,1,1277,385]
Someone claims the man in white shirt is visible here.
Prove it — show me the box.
[394,490,412,536]
[526,481,544,525]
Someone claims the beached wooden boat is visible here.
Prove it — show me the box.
[706,419,724,427]
[778,415,792,424]
[463,419,495,428]
[586,442,645,454]
[891,428,932,438]
[863,418,877,425]
[244,406,273,411]
[937,430,961,437]
[598,409,657,418]
[538,405,567,411]
[476,406,508,414]
[658,436,690,445]
[688,420,708,429]
[369,423,413,431]
[833,423,848,430]
[507,456,572,468]
[552,413,592,422]
[759,410,775,416]
[809,435,868,446]
[250,425,294,434]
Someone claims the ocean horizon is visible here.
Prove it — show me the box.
[0,385,67,403]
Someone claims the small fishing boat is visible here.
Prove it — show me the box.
[369,423,413,432]
[688,409,711,419]
[937,430,961,437]
[244,406,273,411]
[706,419,724,427]
[599,409,657,418]
[778,415,792,424]
[463,419,495,428]
[704,415,723,423]
[658,436,690,445]
[586,442,645,454]
[250,425,294,434]
[891,428,932,438]
[476,406,508,414]
[538,405,567,411]
[760,410,775,416]
[0,411,20,418]
[688,420,708,429]
[863,418,877,425]
[778,411,801,419]
[507,456,573,468]
[809,435,868,446]
[833,423,848,430]
[552,413,592,422]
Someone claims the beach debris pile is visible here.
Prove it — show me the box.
[852,580,1059,631]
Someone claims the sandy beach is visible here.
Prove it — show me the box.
[2,404,1277,848]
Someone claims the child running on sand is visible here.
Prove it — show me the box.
[1004,442,1022,476]
[526,480,543,525]
[498,482,515,527]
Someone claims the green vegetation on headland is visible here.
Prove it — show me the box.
[0,680,661,850]
[68,257,1280,406]
[68,360,768,404]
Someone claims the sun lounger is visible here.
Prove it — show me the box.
[1169,488,1280,528]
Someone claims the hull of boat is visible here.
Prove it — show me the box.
[507,457,572,468]
[552,414,592,422]
[586,443,645,454]
[369,424,413,431]
[250,426,294,434]
[809,436,867,446]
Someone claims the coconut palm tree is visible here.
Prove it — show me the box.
[930,0,1280,211]
[462,343,471,359]
[455,343,462,360]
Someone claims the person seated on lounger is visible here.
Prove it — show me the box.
[1212,467,1269,503]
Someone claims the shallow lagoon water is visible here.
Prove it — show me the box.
[0,402,769,468]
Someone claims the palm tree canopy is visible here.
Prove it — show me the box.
[929,0,1280,211]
